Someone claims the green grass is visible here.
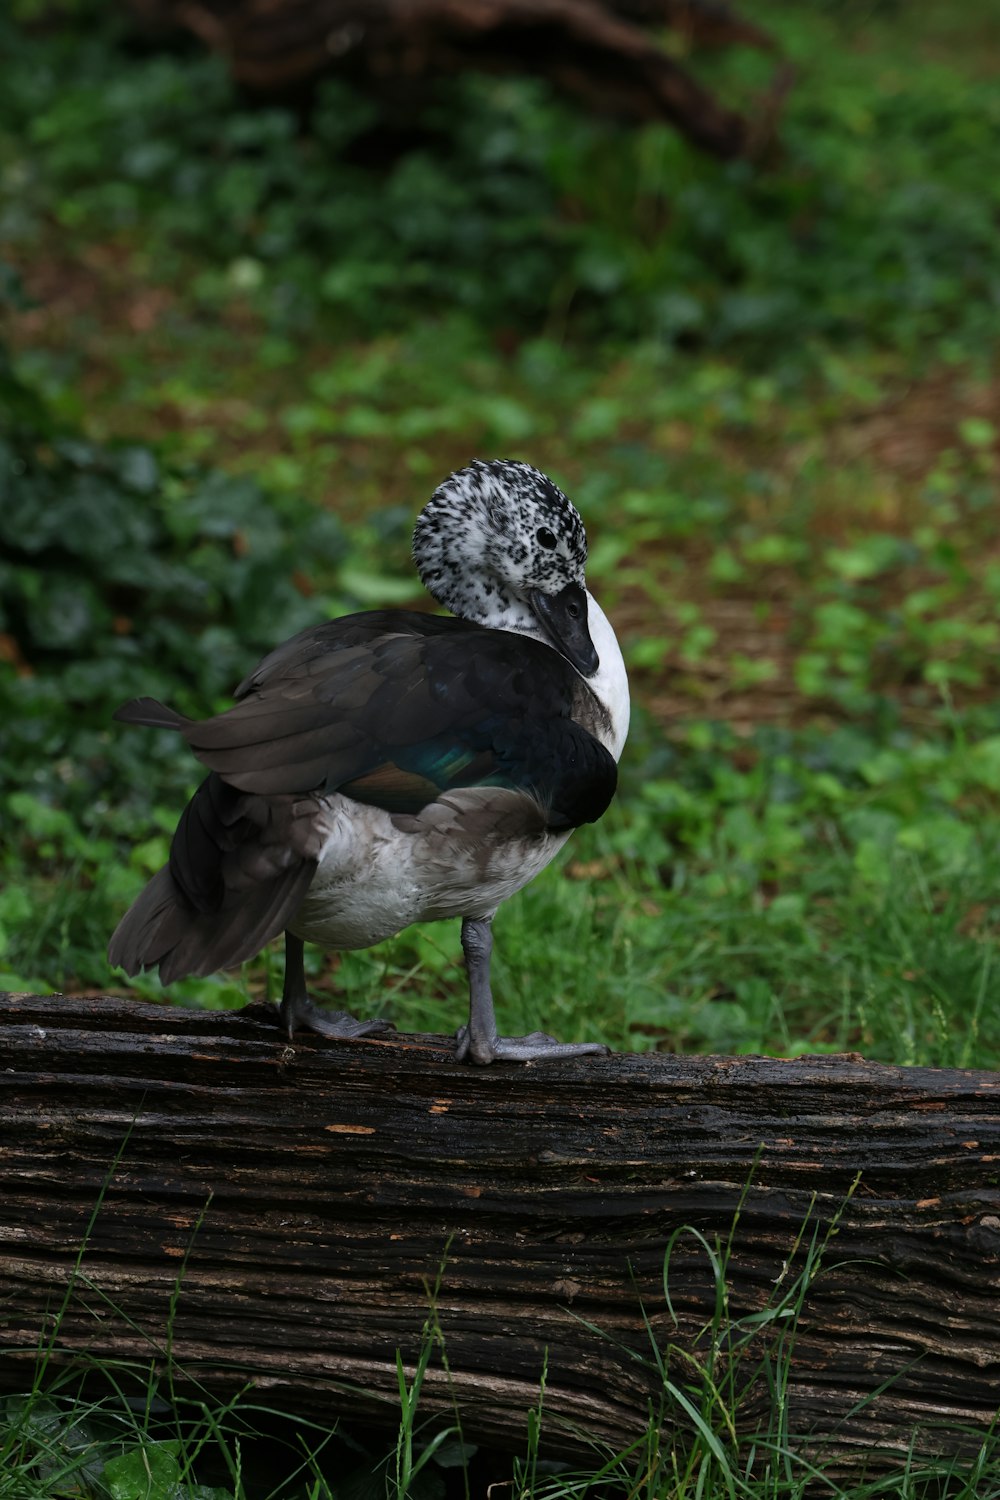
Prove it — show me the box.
[3,2,1000,1061]
[3,0,1000,1490]
[0,1369,355,1500]
[4,9,1000,1025]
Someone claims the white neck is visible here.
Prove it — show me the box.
[584,591,630,762]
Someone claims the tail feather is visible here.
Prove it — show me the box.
[108,865,184,975]
[114,697,190,731]
[109,771,325,986]
[109,859,316,984]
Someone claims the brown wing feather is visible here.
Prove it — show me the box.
[338,763,443,812]
[108,775,328,982]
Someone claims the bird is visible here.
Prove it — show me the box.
[108,458,630,1064]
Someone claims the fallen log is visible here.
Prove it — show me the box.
[1,990,999,1477]
[125,0,785,158]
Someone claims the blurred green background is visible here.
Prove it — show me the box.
[2,0,1000,1067]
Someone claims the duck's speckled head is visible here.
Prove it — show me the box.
[413,459,597,674]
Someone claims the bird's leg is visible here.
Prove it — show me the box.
[455,915,609,1065]
[279,931,394,1042]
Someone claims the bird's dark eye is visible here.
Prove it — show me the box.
[536,527,557,550]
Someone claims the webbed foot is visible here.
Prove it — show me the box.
[457,914,608,1065]
[455,1025,609,1066]
[281,991,394,1042]
[280,931,393,1043]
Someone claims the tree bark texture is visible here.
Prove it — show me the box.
[2,991,999,1474]
[126,0,787,158]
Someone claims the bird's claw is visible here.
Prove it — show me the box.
[280,994,394,1043]
[455,1025,609,1066]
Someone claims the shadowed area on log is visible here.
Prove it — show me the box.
[1,990,999,1474]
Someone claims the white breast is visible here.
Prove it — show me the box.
[586,590,630,761]
[290,789,570,951]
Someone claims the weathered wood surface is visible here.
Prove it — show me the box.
[2,991,1000,1472]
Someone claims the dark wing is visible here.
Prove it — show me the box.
[117,611,617,829]
[231,608,463,697]
[109,611,616,984]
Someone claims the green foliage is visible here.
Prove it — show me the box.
[0,292,349,993]
[3,5,1000,359]
[101,1440,230,1500]
[0,1382,345,1500]
[3,0,1000,1058]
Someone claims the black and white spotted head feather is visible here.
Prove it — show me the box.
[412,460,589,636]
